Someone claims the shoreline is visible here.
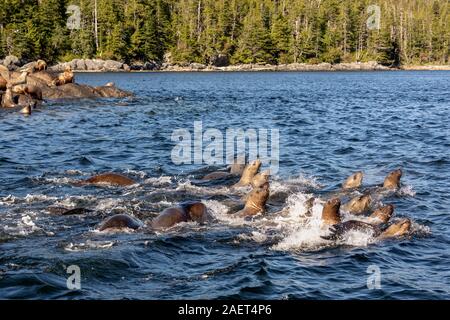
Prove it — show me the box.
[70,64,450,73]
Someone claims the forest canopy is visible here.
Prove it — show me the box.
[0,0,449,66]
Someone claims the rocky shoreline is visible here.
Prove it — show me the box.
[2,55,449,73]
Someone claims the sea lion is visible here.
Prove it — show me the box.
[202,159,246,181]
[251,170,270,188]
[35,60,47,72]
[323,218,411,241]
[0,74,7,90]
[233,159,261,187]
[378,218,411,239]
[235,182,270,217]
[150,201,209,230]
[18,95,36,109]
[342,171,363,190]
[12,84,42,100]
[383,169,402,189]
[321,198,341,225]
[320,199,410,240]
[368,204,394,225]
[98,214,143,231]
[75,173,137,187]
[341,194,372,214]
[1,88,17,108]
[52,67,74,86]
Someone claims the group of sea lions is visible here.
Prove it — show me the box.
[320,168,411,241]
[0,59,132,115]
[50,160,411,245]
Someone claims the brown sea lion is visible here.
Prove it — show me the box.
[150,201,209,230]
[98,214,143,231]
[1,88,17,108]
[35,60,47,72]
[341,194,372,214]
[383,169,402,189]
[202,159,246,181]
[342,171,363,190]
[251,170,270,188]
[0,74,7,90]
[52,67,74,86]
[18,95,37,109]
[321,198,342,225]
[13,84,42,100]
[235,182,270,217]
[320,199,410,241]
[75,173,137,187]
[378,218,411,239]
[368,204,394,225]
[233,159,261,187]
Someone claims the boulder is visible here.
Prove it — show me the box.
[210,54,229,67]
[103,59,123,71]
[3,55,20,71]
[190,62,206,70]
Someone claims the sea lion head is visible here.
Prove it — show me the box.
[342,171,363,189]
[380,218,411,238]
[36,60,47,71]
[251,170,270,188]
[370,204,394,224]
[343,194,372,214]
[182,201,209,223]
[246,182,270,210]
[234,159,261,186]
[383,169,402,189]
[99,214,142,231]
[322,198,341,225]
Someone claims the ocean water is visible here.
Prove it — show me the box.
[0,71,448,299]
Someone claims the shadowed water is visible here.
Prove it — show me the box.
[0,71,449,299]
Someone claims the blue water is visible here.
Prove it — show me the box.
[0,71,449,299]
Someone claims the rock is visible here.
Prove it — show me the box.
[3,55,20,71]
[190,63,206,70]
[94,84,133,98]
[210,54,229,67]
[104,60,123,71]
[75,59,87,71]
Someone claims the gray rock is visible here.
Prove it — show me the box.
[104,60,123,71]
[210,54,229,67]
[190,62,206,70]
[3,55,20,70]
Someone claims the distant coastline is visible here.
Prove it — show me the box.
[49,59,449,73]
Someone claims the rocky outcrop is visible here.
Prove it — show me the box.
[1,55,22,71]
[50,59,131,72]
[1,60,133,115]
